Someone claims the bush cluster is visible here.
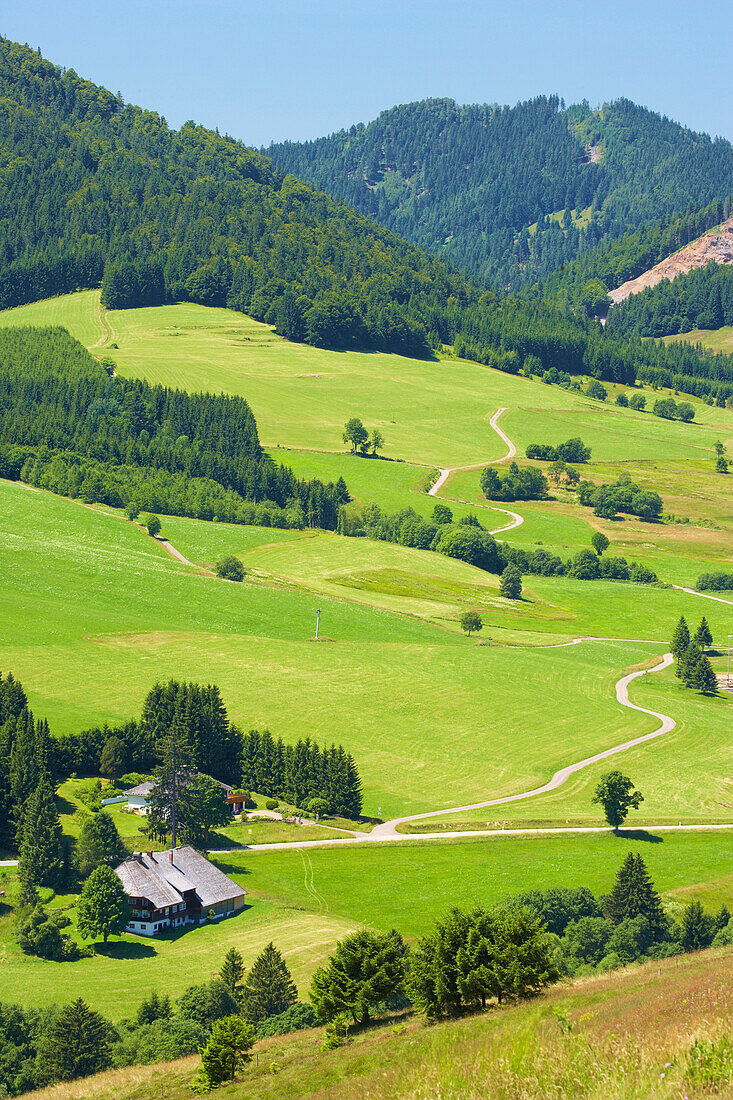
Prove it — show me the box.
[578,475,663,520]
[525,437,591,463]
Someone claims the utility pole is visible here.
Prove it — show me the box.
[315,608,321,640]
[728,634,732,687]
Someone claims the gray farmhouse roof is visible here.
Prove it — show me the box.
[125,774,233,798]
[115,845,245,910]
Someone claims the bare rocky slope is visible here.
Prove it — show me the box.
[609,215,733,303]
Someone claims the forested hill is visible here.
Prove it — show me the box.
[264,97,733,288]
[1,37,732,398]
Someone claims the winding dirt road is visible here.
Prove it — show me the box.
[427,407,524,535]
[428,407,517,496]
[206,650,694,854]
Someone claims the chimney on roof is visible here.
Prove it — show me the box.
[146,850,153,858]
[169,850,174,862]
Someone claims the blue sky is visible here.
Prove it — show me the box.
[2,0,732,146]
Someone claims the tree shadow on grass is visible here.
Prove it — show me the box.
[95,940,157,959]
[208,858,252,878]
[56,794,78,817]
[617,829,664,844]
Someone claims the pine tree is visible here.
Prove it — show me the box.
[199,1016,255,1085]
[605,853,667,939]
[219,947,246,1006]
[76,864,130,944]
[35,998,112,1083]
[241,942,298,1024]
[76,811,127,878]
[680,901,715,951]
[18,774,65,890]
[684,647,718,694]
[671,615,691,663]
[693,616,713,653]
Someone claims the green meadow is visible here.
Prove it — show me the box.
[1,829,731,1022]
[2,477,731,826]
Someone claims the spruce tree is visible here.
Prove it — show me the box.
[684,647,718,694]
[241,942,298,1024]
[199,1016,255,1085]
[219,947,246,1006]
[35,998,112,1083]
[18,774,65,890]
[10,710,41,842]
[680,901,715,951]
[671,615,691,662]
[605,853,667,940]
[693,616,713,653]
[76,811,127,877]
[76,864,130,944]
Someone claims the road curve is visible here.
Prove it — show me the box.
[372,653,675,837]
[671,584,733,607]
[427,407,517,498]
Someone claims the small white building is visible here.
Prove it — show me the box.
[115,845,246,937]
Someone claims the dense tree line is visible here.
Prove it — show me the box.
[696,572,733,591]
[0,940,311,1095]
[0,327,343,527]
[606,262,733,338]
[265,97,733,289]
[577,475,663,520]
[480,462,549,502]
[239,730,363,818]
[337,503,658,585]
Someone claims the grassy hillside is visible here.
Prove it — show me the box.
[17,947,733,1099]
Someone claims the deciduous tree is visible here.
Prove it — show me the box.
[459,611,482,637]
[591,771,643,832]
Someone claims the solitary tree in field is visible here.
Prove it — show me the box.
[460,611,483,637]
[145,513,161,537]
[199,1016,255,1085]
[591,532,610,556]
[77,864,130,944]
[216,555,245,582]
[592,771,643,833]
[124,501,140,521]
[370,428,385,455]
[499,565,523,600]
[693,616,712,653]
[342,418,368,454]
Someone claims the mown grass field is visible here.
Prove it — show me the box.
[2,469,732,822]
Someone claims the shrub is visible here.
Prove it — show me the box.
[697,572,733,591]
[216,556,245,581]
[438,526,503,573]
[585,379,607,400]
[265,798,279,811]
[255,1003,318,1039]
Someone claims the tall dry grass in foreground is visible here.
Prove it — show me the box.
[19,950,733,1100]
